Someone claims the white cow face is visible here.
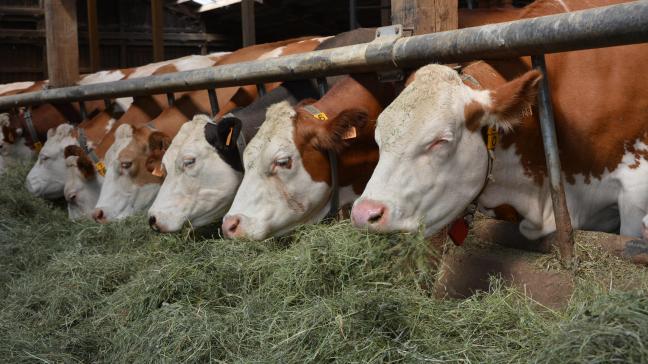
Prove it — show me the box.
[25,124,77,199]
[352,64,542,237]
[93,124,166,223]
[222,101,364,240]
[0,113,33,174]
[148,115,242,233]
[64,151,102,220]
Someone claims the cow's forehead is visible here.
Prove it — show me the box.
[377,64,465,147]
[244,101,297,169]
[164,118,210,166]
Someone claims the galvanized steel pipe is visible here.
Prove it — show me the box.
[0,1,647,108]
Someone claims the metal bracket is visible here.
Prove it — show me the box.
[207,89,219,119]
[368,24,406,83]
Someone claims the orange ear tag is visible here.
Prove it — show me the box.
[33,142,43,153]
[342,127,357,140]
[313,112,328,121]
[152,165,164,177]
[95,161,107,177]
[225,127,234,147]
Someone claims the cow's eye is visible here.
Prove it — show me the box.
[273,157,292,170]
[426,139,448,152]
[121,161,133,169]
[183,157,196,168]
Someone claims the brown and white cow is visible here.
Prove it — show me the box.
[147,29,383,233]
[352,0,648,242]
[92,37,328,222]
[221,72,396,240]
[62,54,228,218]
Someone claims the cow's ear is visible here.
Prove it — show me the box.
[76,153,97,180]
[64,146,96,180]
[47,127,56,139]
[205,116,242,151]
[64,145,84,158]
[465,70,542,131]
[148,131,171,153]
[311,109,368,151]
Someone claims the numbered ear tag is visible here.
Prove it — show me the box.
[33,142,43,153]
[313,112,328,121]
[342,127,357,140]
[225,127,234,147]
[152,165,164,177]
[95,161,106,177]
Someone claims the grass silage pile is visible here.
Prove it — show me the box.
[1,163,648,363]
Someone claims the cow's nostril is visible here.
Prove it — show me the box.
[148,215,159,231]
[67,194,77,203]
[222,216,241,238]
[367,207,385,224]
[92,208,105,222]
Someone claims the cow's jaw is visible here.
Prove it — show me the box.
[148,119,242,233]
[224,102,330,240]
[352,64,490,237]
[25,131,77,199]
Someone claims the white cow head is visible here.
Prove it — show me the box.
[0,112,33,174]
[93,124,167,222]
[25,123,77,199]
[222,101,366,240]
[148,115,242,232]
[351,64,541,237]
[64,145,102,220]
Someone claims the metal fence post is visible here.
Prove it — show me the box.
[531,54,574,262]
[207,89,219,118]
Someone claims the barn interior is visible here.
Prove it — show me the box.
[0,0,532,83]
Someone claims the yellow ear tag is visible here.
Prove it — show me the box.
[152,165,164,177]
[33,142,43,153]
[313,112,328,121]
[342,127,357,140]
[487,126,498,151]
[95,161,106,177]
[225,127,234,147]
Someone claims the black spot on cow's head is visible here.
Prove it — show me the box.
[204,115,244,173]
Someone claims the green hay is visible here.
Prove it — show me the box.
[1,164,648,363]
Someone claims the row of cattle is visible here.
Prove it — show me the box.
[1,0,647,245]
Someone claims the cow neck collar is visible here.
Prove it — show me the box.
[19,108,43,152]
[446,70,500,246]
[300,103,340,220]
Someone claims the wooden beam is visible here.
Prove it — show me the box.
[44,0,79,87]
[152,0,165,62]
[241,0,256,46]
[381,0,390,26]
[391,0,458,35]
[87,0,100,72]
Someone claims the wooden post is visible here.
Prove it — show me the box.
[391,0,458,35]
[152,0,164,62]
[87,0,100,72]
[44,0,79,87]
[241,0,256,46]
[381,0,391,26]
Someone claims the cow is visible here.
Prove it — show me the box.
[351,1,648,245]
[24,53,225,207]
[92,37,329,223]
[221,71,397,240]
[147,29,379,233]
[59,54,228,219]
[147,80,322,232]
